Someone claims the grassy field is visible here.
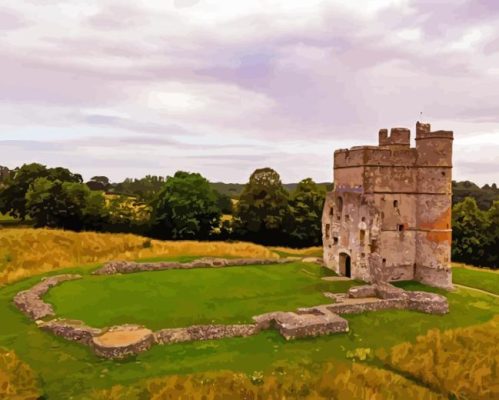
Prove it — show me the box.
[46,262,353,330]
[452,263,499,294]
[0,228,276,285]
[1,258,498,398]
[0,228,498,399]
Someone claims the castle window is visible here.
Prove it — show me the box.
[359,229,366,243]
[382,258,386,265]
[397,224,404,232]
[370,239,378,253]
[329,207,334,216]
[361,217,366,222]
[325,224,330,239]
[393,200,399,208]
[441,171,446,177]
[333,237,339,245]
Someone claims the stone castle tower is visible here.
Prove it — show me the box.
[322,122,453,289]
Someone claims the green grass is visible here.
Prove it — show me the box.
[452,266,499,295]
[0,260,497,399]
[45,262,356,330]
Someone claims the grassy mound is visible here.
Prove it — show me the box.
[0,228,276,285]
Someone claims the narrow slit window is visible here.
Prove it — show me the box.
[397,224,404,232]
[325,224,330,239]
[393,200,399,208]
[360,229,366,243]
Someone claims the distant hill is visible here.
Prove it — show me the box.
[210,182,333,198]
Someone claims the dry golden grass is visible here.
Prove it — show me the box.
[0,228,276,285]
[0,348,41,400]
[379,316,499,400]
[269,246,323,257]
[90,362,443,400]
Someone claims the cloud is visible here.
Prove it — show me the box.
[0,0,498,184]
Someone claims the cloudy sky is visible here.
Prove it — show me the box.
[0,0,498,184]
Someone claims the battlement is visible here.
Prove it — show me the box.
[379,128,410,147]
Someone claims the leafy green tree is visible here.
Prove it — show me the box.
[216,191,233,214]
[483,201,498,268]
[286,178,326,246]
[86,176,110,191]
[112,175,165,202]
[0,163,82,220]
[233,168,289,244]
[26,178,106,230]
[151,171,221,239]
[451,197,489,266]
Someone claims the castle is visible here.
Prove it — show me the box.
[322,122,453,289]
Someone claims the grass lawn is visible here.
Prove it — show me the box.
[45,262,356,330]
[0,259,498,399]
[452,265,499,295]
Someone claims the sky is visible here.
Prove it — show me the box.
[0,0,498,185]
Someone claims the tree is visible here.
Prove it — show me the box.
[0,163,82,220]
[483,201,498,268]
[151,171,221,239]
[26,178,106,230]
[451,197,489,266]
[86,176,110,191]
[286,178,326,247]
[112,175,166,202]
[233,168,289,244]
[216,191,233,214]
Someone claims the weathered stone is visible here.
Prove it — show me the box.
[92,325,154,359]
[347,285,377,298]
[93,257,292,275]
[154,324,257,345]
[253,310,348,340]
[327,298,407,314]
[375,282,408,300]
[322,122,454,289]
[39,319,102,345]
[406,291,449,315]
[13,274,82,320]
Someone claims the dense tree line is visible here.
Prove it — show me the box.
[0,163,497,266]
[0,164,325,247]
[452,197,498,268]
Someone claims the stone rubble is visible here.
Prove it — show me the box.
[39,318,102,345]
[93,257,293,275]
[253,310,349,340]
[13,274,82,320]
[154,324,258,345]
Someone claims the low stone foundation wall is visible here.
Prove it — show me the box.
[13,274,82,320]
[154,324,258,345]
[253,310,349,340]
[93,257,294,275]
[39,318,102,345]
[12,261,450,360]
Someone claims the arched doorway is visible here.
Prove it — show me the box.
[339,253,351,277]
